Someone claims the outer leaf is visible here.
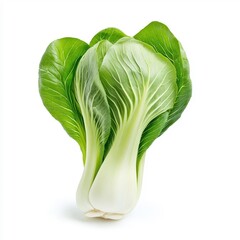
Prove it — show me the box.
[39,38,89,160]
[90,27,127,46]
[88,38,177,214]
[134,21,192,134]
[75,41,112,212]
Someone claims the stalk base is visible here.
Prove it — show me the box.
[85,209,124,220]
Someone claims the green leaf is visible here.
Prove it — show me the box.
[39,38,89,160]
[90,27,127,46]
[134,21,192,134]
[137,111,169,163]
[74,40,112,177]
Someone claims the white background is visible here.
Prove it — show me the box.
[1,0,240,239]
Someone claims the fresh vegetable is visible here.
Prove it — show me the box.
[39,21,191,220]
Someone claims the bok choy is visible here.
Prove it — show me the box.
[39,21,192,220]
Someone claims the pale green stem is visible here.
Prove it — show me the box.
[76,118,102,213]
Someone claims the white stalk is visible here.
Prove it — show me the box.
[88,106,147,218]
